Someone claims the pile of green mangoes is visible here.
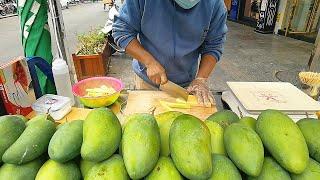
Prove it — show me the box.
[0,108,320,180]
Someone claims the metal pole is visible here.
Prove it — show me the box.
[47,0,77,84]
[308,28,320,72]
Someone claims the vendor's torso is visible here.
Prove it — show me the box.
[133,0,216,87]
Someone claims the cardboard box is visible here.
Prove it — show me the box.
[0,57,36,116]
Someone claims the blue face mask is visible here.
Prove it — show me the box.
[174,0,200,9]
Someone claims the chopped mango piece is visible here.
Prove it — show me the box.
[85,85,116,97]
[187,95,212,108]
[186,95,198,106]
[159,101,173,111]
[160,101,191,109]
[176,98,187,103]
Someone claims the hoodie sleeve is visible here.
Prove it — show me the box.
[112,0,143,49]
[200,0,228,62]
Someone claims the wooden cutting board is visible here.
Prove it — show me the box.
[124,91,217,120]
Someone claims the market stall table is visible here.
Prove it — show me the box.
[26,90,224,123]
[25,90,320,122]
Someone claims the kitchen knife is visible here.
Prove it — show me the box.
[159,81,189,100]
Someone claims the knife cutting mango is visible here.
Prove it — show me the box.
[159,81,212,108]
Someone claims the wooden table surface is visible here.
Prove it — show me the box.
[26,91,319,124]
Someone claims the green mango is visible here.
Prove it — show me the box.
[35,159,81,180]
[248,157,290,180]
[122,114,160,179]
[224,123,264,176]
[256,109,309,174]
[205,121,226,155]
[2,119,55,164]
[145,156,182,180]
[291,158,320,180]
[209,154,242,180]
[81,108,122,162]
[206,110,239,128]
[238,117,256,130]
[0,116,26,163]
[0,157,45,180]
[155,111,183,156]
[85,154,129,180]
[170,114,212,179]
[49,120,83,163]
[297,118,320,162]
[80,159,97,178]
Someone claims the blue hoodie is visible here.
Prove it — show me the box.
[113,0,228,87]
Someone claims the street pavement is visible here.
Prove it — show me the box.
[0,2,107,64]
[110,21,314,92]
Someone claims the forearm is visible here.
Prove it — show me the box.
[125,38,156,66]
[197,54,217,79]
[126,38,167,85]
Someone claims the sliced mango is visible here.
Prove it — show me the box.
[176,98,187,103]
[159,101,173,111]
[159,95,212,111]
[160,101,191,109]
[85,85,116,97]
[187,95,212,108]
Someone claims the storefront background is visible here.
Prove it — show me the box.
[225,0,320,43]
[275,0,320,43]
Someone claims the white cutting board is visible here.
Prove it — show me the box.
[227,82,320,114]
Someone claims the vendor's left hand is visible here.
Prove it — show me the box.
[187,78,214,106]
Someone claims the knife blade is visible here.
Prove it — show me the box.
[159,81,189,100]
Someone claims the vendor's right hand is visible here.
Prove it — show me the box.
[145,59,168,85]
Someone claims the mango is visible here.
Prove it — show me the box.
[209,154,242,180]
[238,117,256,130]
[12,115,28,123]
[206,110,239,128]
[0,116,26,163]
[205,121,226,155]
[155,111,183,156]
[170,114,212,179]
[248,157,290,180]
[49,120,83,163]
[0,157,45,180]
[224,123,264,176]
[85,154,129,180]
[2,119,55,164]
[80,159,97,178]
[291,158,320,180]
[297,118,320,162]
[26,114,53,126]
[145,156,182,180]
[256,109,309,174]
[35,159,81,180]
[81,108,121,162]
[122,114,160,179]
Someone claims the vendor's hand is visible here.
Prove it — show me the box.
[145,59,168,85]
[187,78,214,106]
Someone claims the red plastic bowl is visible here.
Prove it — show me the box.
[72,77,124,108]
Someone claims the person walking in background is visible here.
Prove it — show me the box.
[103,0,114,10]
